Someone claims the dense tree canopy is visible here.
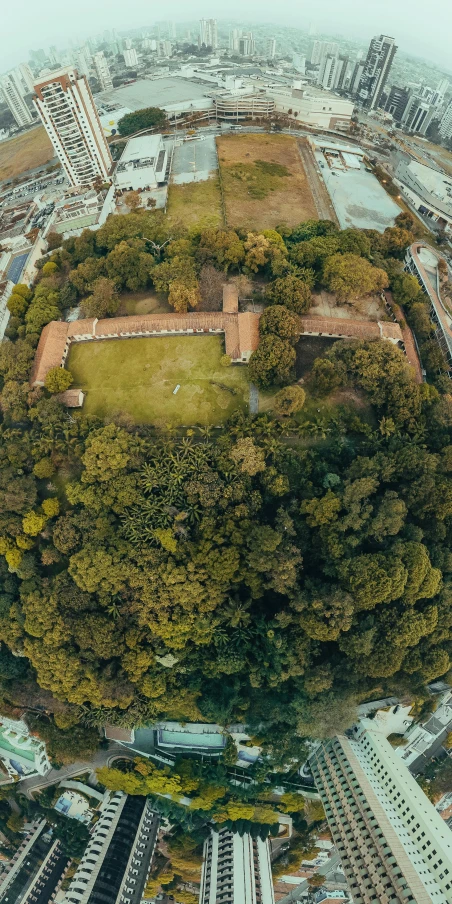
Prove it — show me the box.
[117,107,167,136]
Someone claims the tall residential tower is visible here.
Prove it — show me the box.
[33,67,112,187]
[357,35,398,110]
[199,18,218,49]
[199,827,275,904]
[0,73,34,126]
[310,725,452,904]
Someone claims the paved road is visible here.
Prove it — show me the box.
[249,383,259,414]
[298,142,338,224]
[20,743,134,799]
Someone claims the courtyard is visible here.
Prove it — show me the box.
[67,334,250,427]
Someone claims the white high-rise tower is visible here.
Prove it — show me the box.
[0,74,34,126]
[33,67,112,187]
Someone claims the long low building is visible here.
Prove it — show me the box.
[265,86,355,130]
[395,158,452,232]
[213,93,275,120]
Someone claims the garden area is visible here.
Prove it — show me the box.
[67,335,250,426]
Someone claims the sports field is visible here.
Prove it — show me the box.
[0,127,55,182]
[67,335,250,426]
[216,133,317,229]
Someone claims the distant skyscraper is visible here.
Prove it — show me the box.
[34,67,112,186]
[239,32,255,57]
[74,49,90,79]
[433,78,450,107]
[199,827,275,904]
[318,54,339,90]
[265,38,277,59]
[292,52,306,74]
[440,99,452,139]
[93,52,113,91]
[310,40,338,67]
[123,47,138,67]
[0,73,34,126]
[157,40,173,58]
[229,28,241,52]
[311,725,452,904]
[401,96,435,134]
[333,55,354,91]
[199,18,218,49]
[62,792,159,903]
[385,85,411,122]
[357,34,398,109]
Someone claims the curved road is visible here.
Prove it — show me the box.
[19,743,135,800]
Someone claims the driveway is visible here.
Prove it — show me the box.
[19,743,134,799]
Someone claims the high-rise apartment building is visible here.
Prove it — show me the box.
[318,54,339,90]
[401,96,435,135]
[310,40,339,66]
[199,827,275,904]
[310,725,452,904]
[93,52,113,91]
[292,52,306,74]
[385,85,411,122]
[239,32,256,57]
[199,18,218,49]
[333,56,354,92]
[433,78,450,107]
[34,67,113,187]
[356,35,398,110]
[0,73,34,126]
[0,819,70,902]
[123,47,138,67]
[229,28,241,52]
[265,38,277,59]
[439,100,452,139]
[63,792,159,904]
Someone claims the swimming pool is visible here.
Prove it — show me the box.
[158,729,226,749]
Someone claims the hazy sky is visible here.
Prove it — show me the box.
[5,0,452,72]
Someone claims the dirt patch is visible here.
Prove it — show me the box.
[217,133,317,229]
[295,336,341,379]
[117,291,171,316]
[310,291,386,321]
[0,126,55,182]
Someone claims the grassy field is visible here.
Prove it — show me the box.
[216,133,317,229]
[68,335,250,426]
[166,177,223,227]
[0,126,55,182]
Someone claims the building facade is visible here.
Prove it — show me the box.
[33,67,113,187]
[265,38,277,59]
[123,48,138,67]
[385,85,411,122]
[357,35,398,110]
[0,715,51,783]
[114,135,168,191]
[94,52,113,91]
[0,73,34,126]
[311,726,452,904]
[0,819,70,902]
[63,792,159,904]
[439,100,452,139]
[199,18,218,49]
[401,96,435,135]
[199,827,275,904]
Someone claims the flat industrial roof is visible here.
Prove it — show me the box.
[119,134,162,162]
[97,76,211,111]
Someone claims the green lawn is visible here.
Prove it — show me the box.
[67,335,250,426]
[166,177,223,227]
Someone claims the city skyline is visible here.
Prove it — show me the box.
[1,1,452,72]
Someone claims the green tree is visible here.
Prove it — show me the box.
[323,253,389,301]
[117,107,166,136]
[249,335,296,388]
[265,275,312,313]
[80,277,119,319]
[273,385,306,416]
[44,367,73,394]
[260,305,300,343]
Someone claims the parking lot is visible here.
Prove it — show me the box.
[315,151,400,231]
[169,135,218,184]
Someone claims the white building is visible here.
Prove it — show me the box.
[292,52,306,74]
[63,792,159,904]
[439,99,452,139]
[157,40,173,59]
[0,716,51,783]
[433,79,450,108]
[318,55,339,91]
[266,86,355,130]
[199,18,218,49]
[114,135,168,191]
[395,688,452,771]
[74,49,91,79]
[17,62,35,94]
[0,73,34,126]
[124,47,138,67]
[93,52,113,91]
[199,827,275,904]
[310,41,339,67]
[357,34,398,110]
[395,158,452,230]
[265,38,277,59]
[311,725,452,904]
[401,96,436,135]
[33,67,113,187]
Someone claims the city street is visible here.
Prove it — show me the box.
[19,743,134,799]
